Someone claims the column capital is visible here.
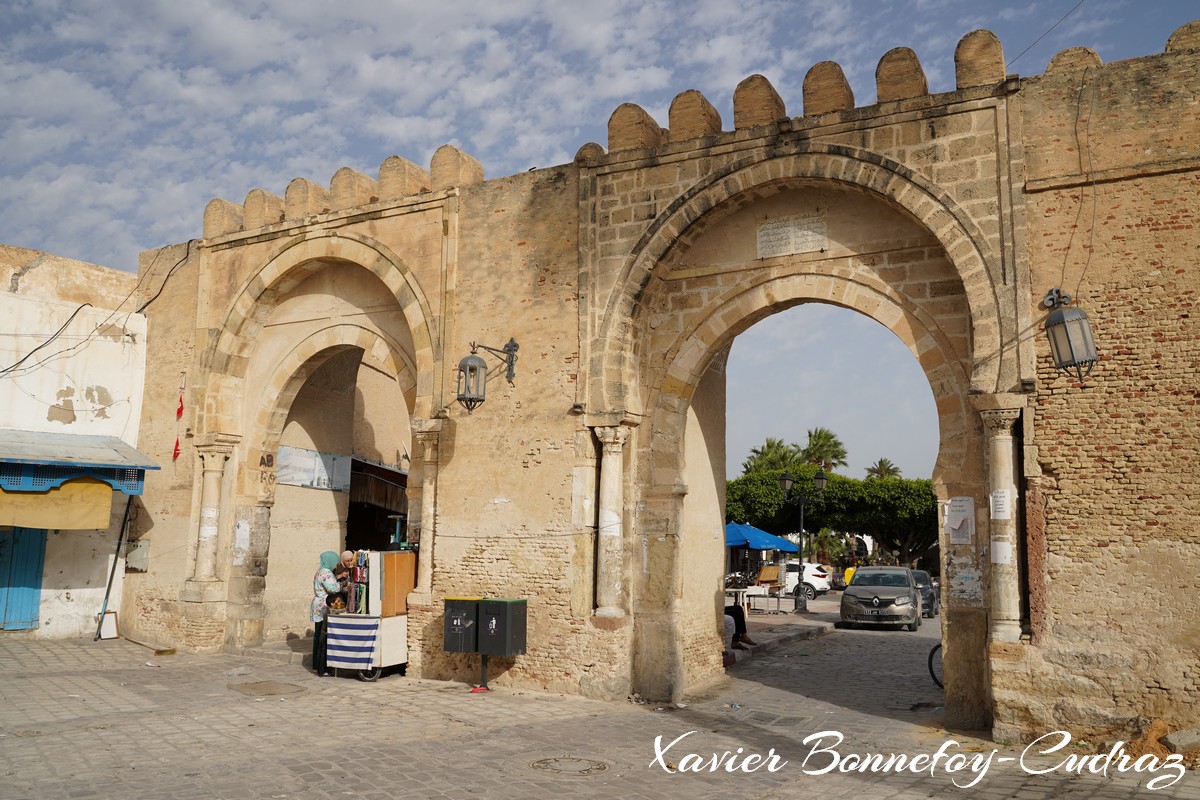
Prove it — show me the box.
[980,407,1021,434]
[414,429,440,463]
[593,425,629,453]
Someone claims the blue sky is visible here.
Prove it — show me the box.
[3,0,1195,479]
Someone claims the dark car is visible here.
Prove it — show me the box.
[911,569,940,618]
[839,566,921,631]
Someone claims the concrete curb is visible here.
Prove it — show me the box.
[730,616,837,664]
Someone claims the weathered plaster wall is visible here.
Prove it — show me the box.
[1,246,148,639]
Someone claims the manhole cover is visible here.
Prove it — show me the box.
[227,681,305,697]
[530,757,610,776]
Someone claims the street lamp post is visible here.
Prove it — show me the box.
[780,469,828,613]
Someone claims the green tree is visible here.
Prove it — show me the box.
[865,457,902,479]
[836,478,938,566]
[802,426,848,472]
[807,527,847,564]
[740,436,805,475]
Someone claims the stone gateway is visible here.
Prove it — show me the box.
[109,21,1200,742]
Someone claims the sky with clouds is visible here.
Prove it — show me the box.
[3,0,1196,479]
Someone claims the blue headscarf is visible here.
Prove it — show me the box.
[319,551,339,571]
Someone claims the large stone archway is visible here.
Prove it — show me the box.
[585,150,1018,728]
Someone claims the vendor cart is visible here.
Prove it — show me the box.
[325,549,417,681]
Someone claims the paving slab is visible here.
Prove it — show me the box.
[0,600,1195,800]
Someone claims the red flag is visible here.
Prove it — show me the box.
[177,393,184,419]
[173,438,181,461]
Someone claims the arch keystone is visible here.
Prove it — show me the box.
[608,103,666,151]
[876,47,929,102]
[733,74,786,129]
[955,30,1006,89]
[668,89,722,142]
[803,61,855,115]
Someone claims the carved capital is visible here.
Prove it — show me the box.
[414,430,440,464]
[980,408,1021,435]
[594,425,629,454]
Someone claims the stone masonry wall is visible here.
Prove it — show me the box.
[992,45,1200,739]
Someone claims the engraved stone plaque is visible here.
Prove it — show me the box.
[756,213,827,258]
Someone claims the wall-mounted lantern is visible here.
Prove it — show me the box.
[456,338,519,414]
[1043,288,1098,384]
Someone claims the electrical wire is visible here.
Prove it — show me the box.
[0,303,92,376]
[1008,0,1088,69]
[0,239,194,379]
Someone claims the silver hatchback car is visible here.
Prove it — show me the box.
[839,566,922,631]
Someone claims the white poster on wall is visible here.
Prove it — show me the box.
[945,496,975,544]
[990,488,1012,520]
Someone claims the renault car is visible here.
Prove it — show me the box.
[839,566,921,631]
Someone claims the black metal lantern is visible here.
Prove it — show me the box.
[455,338,519,414]
[813,468,828,492]
[1043,288,1098,383]
[456,351,489,413]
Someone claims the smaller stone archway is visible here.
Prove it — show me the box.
[187,233,437,649]
[223,322,415,647]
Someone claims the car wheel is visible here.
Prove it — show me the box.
[932,603,940,618]
[803,584,816,602]
[907,616,920,632]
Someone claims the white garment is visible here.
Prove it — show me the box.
[724,614,735,652]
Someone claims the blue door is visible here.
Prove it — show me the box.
[0,527,47,630]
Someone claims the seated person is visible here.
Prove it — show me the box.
[723,603,758,650]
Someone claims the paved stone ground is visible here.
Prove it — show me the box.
[0,596,1195,799]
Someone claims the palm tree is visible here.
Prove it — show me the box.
[801,427,848,473]
[865,457,902,479]
[740,436,804,475]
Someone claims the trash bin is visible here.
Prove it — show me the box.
[443,597,482,653]
[478,598,527,657]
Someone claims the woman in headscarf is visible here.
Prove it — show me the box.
[311,551,341,676]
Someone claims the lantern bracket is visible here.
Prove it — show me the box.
[470,338,519,383]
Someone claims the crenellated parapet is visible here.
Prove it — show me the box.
[202,147,467,239]
[601,22,1200,153]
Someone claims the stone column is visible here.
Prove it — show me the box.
[183,439,235,602]
[414,429,440,593]
[594,425,629,617]
[981,408,1022,642]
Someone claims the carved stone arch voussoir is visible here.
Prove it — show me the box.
[593,144,1004,415]
[206,230,439,424]
[642,271,972,483]
[247,324,415,501]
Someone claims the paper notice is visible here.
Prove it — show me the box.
[945,496,974,544]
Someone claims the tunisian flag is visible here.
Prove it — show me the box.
[173,390,184,461]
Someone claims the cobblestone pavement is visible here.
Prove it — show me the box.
[0,597,1195,799]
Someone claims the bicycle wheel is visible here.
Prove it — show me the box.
[928,643,943,688]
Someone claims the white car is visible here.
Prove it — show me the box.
[784,561,832,601]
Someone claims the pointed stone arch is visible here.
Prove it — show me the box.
[248,323,415,483]
[203,229,438,432]
[592,142,1005,416]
